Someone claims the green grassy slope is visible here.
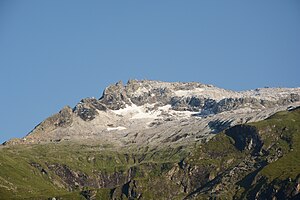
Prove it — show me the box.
[0,107,299,199]
[0,142,188,199]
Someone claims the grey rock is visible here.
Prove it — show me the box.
[4,80,300,147]
[73,98,107,121]
[99,81,131,110]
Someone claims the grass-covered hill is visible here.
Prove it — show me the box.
[0,107,300,199]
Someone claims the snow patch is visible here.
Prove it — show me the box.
[158,104,172,111]
[130,110,160,119]
[112,103,161,119]
[174,88,204,96]
[112,103,200,120]
[157,105,198,118]
[107,126,127,131]
[112,104,141,116]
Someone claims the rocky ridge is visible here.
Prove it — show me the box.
[1,80,300,200]
[4,80,300,148]
[1,107,300,199]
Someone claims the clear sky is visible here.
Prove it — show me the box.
[0,0,299,143]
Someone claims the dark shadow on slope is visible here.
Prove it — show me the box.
[237,161,267,189]
[225,125,263,154]
[183,171,224,199]
[208,119,233,134]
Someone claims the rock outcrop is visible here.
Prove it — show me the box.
[0,80,300,200]
[4,80,300,147]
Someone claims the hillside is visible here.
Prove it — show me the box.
[4,80,300,148]
[1,80,300,199]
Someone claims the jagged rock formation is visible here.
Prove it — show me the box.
[4,80,300,148]
[1,80,300,199]
[1,106,300,199]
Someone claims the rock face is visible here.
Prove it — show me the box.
[1,80,300,200]
[4,80,300,147]
[1,107,299,199]
[225,125,263,153]
[73,98,107,121]
[99,80,300,113]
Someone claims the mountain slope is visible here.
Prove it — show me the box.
[4,80,300,148]
[0,106,300,199]
[1,80,300,199]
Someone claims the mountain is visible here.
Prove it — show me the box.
[4,80,300,147]
[1,80,300,199]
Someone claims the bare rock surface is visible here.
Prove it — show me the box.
[4,80,300,147]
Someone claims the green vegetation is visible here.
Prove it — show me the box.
[0,141,188,199]
[256,108,300,180]
[0,108,299,199]
[0,148,84,199]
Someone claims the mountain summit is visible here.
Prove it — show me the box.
[5,80,300,147]
[1,80,300,199]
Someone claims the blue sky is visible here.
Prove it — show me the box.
[0,0,299,143]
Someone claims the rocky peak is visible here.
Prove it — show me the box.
[4,80,300,146]
[98,80,300,115]
[98,80,217,110]
[99,81,131,110]
[73,98,107,121]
